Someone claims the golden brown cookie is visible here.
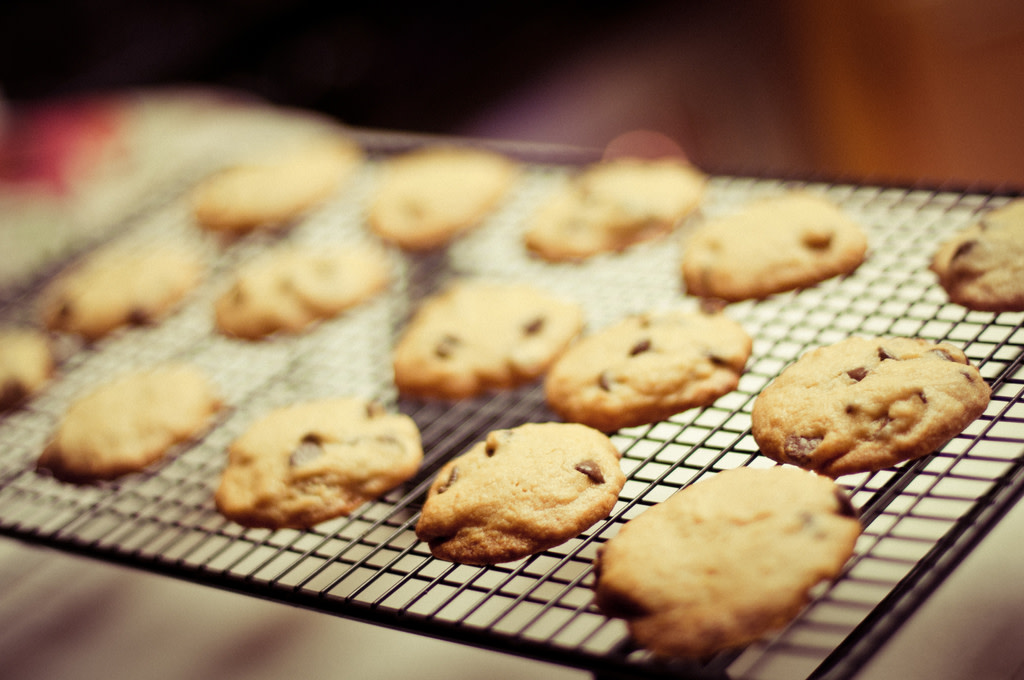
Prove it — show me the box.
[544,308,751,431]
[215,398,423,529]
[681,191,868,301]
[368,146,518,251]
[593,466,861,658]
[751,336,991,477]
[38,364,222,482]
[0,329,54,410]
[392,281,584,400]
[415,422,625,564]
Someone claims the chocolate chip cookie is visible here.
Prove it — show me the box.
[214,245,391,339]
[415,422,625,564]
[681,191,868,301]
[931,199,1024,312]
[38,364,222,482]
[524,157,706,261]
[751,337,991,477]
[215,397,423,529]
[0,329,54,410]
[392,281,584,400]
[544,308,751,431]
[593,465,861,658]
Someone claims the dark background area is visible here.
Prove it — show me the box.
[1,0,1023,186]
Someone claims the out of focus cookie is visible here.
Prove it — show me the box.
[38,364,222,482]
[392,281,584,400]
[931,199,1024,312]
[544,307,751,431]
[0,329,54,410]
[193,136,363,233]
[368,146,518,250]
[415,422,625,564]
[524,157,706,261]
[593,466,861,659]
[215,398,423,529]
[751,336,991,477]
[215,245,390,339]
[681,191,868,301]
[39,247,203,341]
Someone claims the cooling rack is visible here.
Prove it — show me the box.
[0,134,1022,680]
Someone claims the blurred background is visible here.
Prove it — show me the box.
[1,0,1023,187]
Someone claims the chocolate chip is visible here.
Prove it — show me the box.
[834,488,860,519]
[878,347,896,361]
[436,466,459,494]
[523,316,545,335]
[952,240,977,260]
[127,307,150,325]
[932,349,955,362]
[961,370,976,383]
[435,334,460,358]
[845,403,858,415]
[55,300,73,321]
[629,338,651,356]
[917,390,928,404]
[705,351,730,368]
[598,370,614,391]
[784,435,822,463]
[574,459,605,484]
[847,366,869,382]
[0,379,28,409]
[485,440,498,457]
[290,433,325,467]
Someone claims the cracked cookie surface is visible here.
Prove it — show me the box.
[593,465,861,658]
[544,308,751,431]
[751,336,990,477]
[415,422,625,564]
[215,398,423,529]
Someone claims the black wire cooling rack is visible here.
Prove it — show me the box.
[0,135,1022,680]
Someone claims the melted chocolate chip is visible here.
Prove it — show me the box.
[917,390,928,404]
[847,366,869,382]
[523,317,545,335]
[0,379,28,409]
[127,307,150,325]
[484,440,498,457]
[952,240,977,260]
[598,371,614,391]
[629,338,651,356]
[290,433,325,467]
[784,435,823,463]
[574,460,605,484]
[878,347,896,361]
[845,403,858,415]
[436,466,459,494]
[932,349,955,362]
[435,334,461,359]
[705,351,729,367]
[834,488,860,519]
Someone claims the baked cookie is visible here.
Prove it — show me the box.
[193,136,363,233]
[681,191,868,301]
[39,247,203,341]
[215,245,390,339]
[751,337,991,477]
[0,329,54,410]
[415,422,625,564]
[544,308,751,431]
[215,398,423,529]
[931,199,1024,312]
[392,281,584,400]
[593,465,861,659]
[38,364,222,482]
[524,157,706,261]
[368,146,518,251]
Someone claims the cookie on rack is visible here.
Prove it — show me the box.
[524,157,706,261]
[214,245,391,339]
[392,280,584,400]
[0,329,54,410]
[681,191,868,301]
[193,136,363,233]
[593,465,861,659]
[39,246,204,341]
[751,336,991,477]
[415,422,625,564]
[931,199,1024,312]
[215,397,423,529]
[38,364,222,482]
[544,307,751,431]
[368,145,519,251]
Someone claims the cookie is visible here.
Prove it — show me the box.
[931,199,1024,312]
[524,157,706,261]
[215,245,391,339]
[681,191,868,301]
[751,336,991,477]
[368,146,518,251]
[215,398,423,529]
[593,465,861,658]
[0,329,54,410]
[415,422,625,564]
[544,308,751,431]
[38,364,222,482]
[392,281,584,400]
[193,136,363,233]
[39,247,203,341]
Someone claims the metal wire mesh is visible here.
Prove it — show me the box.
[1,141,1022,680]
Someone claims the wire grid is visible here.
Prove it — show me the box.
[0,146,1023,680]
